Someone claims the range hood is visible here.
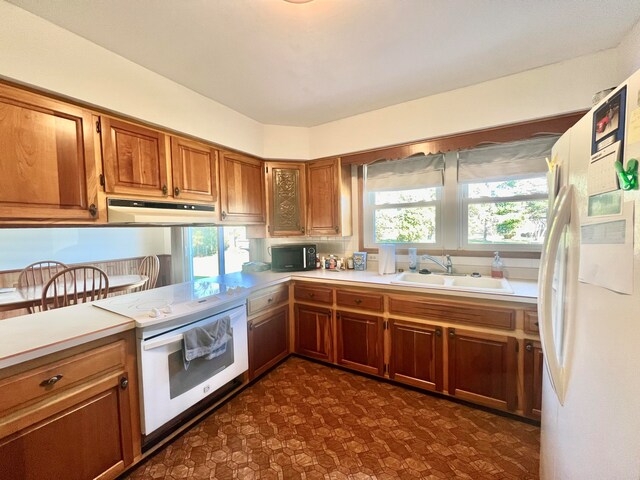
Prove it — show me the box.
[107,198,217,225]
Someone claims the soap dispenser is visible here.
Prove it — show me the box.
[491,251,504,279]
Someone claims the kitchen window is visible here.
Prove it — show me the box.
[363,153,444,248]
[185,226,249,279]
[362,136,558,252]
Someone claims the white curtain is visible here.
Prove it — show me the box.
[457,135,559,183]
[365,153,445,192]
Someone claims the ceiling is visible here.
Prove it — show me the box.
[8,0,640,127]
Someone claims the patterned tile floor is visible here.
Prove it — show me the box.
[125,357,539,479]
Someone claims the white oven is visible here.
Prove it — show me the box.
[138,303,247,435]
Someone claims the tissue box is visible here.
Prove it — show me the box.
[353,252,367,271]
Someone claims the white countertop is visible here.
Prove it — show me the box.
[0,269,537,370]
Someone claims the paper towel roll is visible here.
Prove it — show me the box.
[378,244,396,275]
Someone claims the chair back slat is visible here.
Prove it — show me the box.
[136,255,160,291]
[41,266,110,311]
[18,261,69,313]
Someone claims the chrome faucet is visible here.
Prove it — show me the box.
[421,254,453,274]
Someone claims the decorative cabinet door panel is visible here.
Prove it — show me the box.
[447,328,517,411]
[101,116,169,197]
[336,311,383,376]
[267,163,306,236]
[219,151,265,223]
[0,83,99,221]
[171,137,218,203]
[294,304,332,362]
[389,319,443,392]
[306,158,340,235]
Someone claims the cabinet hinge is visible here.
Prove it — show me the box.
[516,342,520,353]
[99,173,105,187]
[383,364,389,375]
[265,166,268,173]
[95,119,101,134]
[383,320,389,330]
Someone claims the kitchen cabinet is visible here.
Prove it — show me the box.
[100,116,170,198]
[294,283,333,305]
[0,332,140,480]
[447,327,517,411]
[0,82,100,223]
[294,304,332,362]
[248,305,289,380]
[336,310,384,376]
[219,151,265,224]
[266,162,306,236]
[523,340,543,420]
[389,319,443,392]
[306,157,352,236]
[170,136,219,204]
[336,289,384,313]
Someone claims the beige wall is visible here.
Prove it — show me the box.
[618,18,640,81]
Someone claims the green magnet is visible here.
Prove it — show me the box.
[614,158,638,190]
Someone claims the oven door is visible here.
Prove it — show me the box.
[138,304,248,435]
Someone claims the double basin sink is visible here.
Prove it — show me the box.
[391,272,513,294]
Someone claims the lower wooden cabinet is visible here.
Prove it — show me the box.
[336,311,384,376]
[523,340,543,419]
[248,305,289,380]
[0,333,138,480]
[389,319,443,392]
[294,304,332,362]
[447,328,517,411]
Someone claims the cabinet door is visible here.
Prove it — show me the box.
[336,311,383,376]
[307,158,340,235]
[0,374,133,480]
[248,305,289,380]
[389,319,443,392]
[219,151,265,223]
[101,116,169,198]
[170,136,218,203]
[267,162,306,236]
[294,304,332,362]
[447,328,517,411]
[523,340,543,419]
[0,84,99,222]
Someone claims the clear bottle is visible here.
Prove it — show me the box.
[491,251,504,278]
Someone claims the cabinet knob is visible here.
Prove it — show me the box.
[335,226,339,233]
[120,377,129,390]
[40,374,63,387]
[89,204,97,217]
[174,186,181,196]
[221,211,227,220]
[162,184,168,195]
[301,227,305,234]
[308,292,315,298]
[435,329,442,337]
[267,297,273,303]
[525,343,533,352]
[449,330,455,337]
[354,299,362,305]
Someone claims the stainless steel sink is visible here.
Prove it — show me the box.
[391,272,513,294]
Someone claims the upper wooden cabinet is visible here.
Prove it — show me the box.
[306,158,352,236]
[0,83,99,222]
[219,151,265,224]
[100,116,169,198]
[170,136,219,204]
[266,162,306,236]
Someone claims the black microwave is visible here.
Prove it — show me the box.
[271,244,317,272]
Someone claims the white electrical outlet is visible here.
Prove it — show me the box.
[368,254,378,261]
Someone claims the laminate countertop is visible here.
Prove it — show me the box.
[0,270,537,370]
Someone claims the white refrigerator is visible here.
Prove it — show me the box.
[539,68,640,479]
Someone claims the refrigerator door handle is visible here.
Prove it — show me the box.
[538,184,573,405]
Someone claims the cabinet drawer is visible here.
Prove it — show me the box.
[0,341,126,413]
[388,296,515,330]
[248,284,289,317]
[294,284,333,305]
[524,311,539,334]
[336,290,383,312]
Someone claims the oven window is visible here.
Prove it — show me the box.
[167,336,235,399]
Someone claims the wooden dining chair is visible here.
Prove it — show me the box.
[18,261,69,313]
[136,255,160,291]
[41,266,110,311]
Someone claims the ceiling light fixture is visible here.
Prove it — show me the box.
[284,0,314,3]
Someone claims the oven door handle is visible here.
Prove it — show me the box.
[143,333,184,351]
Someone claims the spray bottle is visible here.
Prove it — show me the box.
[491,251,504,279]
